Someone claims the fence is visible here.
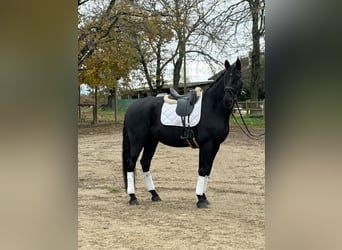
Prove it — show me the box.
[78,99,265,124]
[78,99,138,124]
[233,100,265,118]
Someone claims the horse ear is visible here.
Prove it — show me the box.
[236,58,241,70]
[225,60,230,69]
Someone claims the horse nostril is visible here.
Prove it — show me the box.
[224,99,233,109]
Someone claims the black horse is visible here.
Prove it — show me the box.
[122,59,242,208]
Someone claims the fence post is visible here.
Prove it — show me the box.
[92,86,98,124]
[114,87,118,124]
[263,99,265,122]
[246,100,250,117]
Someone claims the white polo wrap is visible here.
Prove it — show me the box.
[143,171,155,191]
[127,172,135,194]
[196,175,206,195]
[203,175,209,193]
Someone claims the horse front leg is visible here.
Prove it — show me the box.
[140,139,161,202]
[197,142,220,208]
[143,171,161,202]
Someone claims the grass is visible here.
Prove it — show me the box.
[98,108,126,123]
[78,107,125,124]
[79,107,265,128]
[108,187,121,193]
[230,115,265,128]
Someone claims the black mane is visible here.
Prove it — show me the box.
[208,70,225,88]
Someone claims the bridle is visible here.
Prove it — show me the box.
[223,69,239,107]
[223,85,238,110]
[221,66,265,140]
[224,86,238,102]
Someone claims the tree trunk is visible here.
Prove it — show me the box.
[78,85,81,121]
[155,40,162,93]
[107,95,113,109]
[107,89,114,109]
[136,44,156,95]
[173,56,182,92]
[113,87,118,124]
[93,86,98,124]
[249,0,261,107]
[173,39,185,92]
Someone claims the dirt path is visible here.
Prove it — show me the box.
[78,124,265,249]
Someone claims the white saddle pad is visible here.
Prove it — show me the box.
[160,93,202,127]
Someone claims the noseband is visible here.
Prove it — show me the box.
[224,86,238,102]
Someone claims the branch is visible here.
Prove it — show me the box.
[78,0,90,6]
[185,50,221,66]
[259,0,265,35]
[160,49,178,72]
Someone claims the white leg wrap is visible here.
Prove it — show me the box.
[203,176,209,193]
[143,171,155,191]
[196,175,206,195]
[127,172,135,194]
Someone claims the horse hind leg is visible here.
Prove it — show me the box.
[123,127,144,205]
[140,139,161,202]
[127,172,138,205]
[127,153,141,205]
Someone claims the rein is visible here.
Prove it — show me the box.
[231,100,265,140]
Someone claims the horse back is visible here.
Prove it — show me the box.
[124,96,163,126]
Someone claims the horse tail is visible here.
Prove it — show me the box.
[122,125,130,190]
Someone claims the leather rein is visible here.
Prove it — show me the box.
[231,100,265,140]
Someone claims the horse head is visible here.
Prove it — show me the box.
[222,58,243,110]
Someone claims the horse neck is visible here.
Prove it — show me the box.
[204,77,231,119]
[206,77,225,103]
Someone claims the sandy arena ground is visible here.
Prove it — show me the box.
[78,124,265,249]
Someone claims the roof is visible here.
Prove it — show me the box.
[208,70,225,81]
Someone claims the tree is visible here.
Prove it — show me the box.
[249,0,265,103]
[138,0,224,92]
[223,0,265,102]
[78,0,134,68]
[121,4,175,94]
[79,0,265,101]
[159,0,222,91]
[78,0,141,122]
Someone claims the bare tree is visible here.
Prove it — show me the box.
[152,0,224,91]
[128,6,176,94]
[247,0,265,103]
[223,0,265,102]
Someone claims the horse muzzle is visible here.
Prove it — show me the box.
[223,97,235,110]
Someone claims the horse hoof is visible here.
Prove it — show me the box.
[129,199,139,205]
[151,195,161,202]
[197,200,209,208]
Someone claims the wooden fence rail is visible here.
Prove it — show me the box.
[234,100,265,119]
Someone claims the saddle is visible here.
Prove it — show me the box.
[169,88,198,116]
[163,87,202,148]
